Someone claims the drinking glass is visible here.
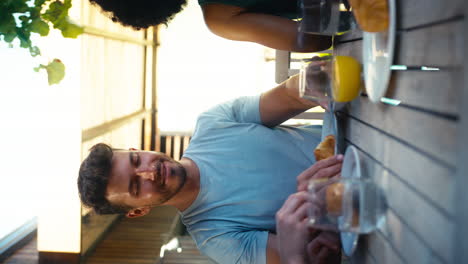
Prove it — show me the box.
[298,0,355,36]
[307,176,386,234]
[299,55,362,107]
[299,56,333,109]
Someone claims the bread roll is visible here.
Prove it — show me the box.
[314,135,336,161]
[349,0,389,32]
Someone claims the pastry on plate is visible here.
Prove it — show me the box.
[314,135,336,161]
[348,0,389,32]
[326,181,344,214]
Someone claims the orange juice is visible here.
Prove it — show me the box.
[332,56,362,102]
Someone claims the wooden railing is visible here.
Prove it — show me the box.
[158,131,192,161]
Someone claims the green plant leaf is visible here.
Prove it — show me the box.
[0,13,16,34]
[30,19,50,36]
[34,0,48,7]
[29,46,41,57]
[42,0,71,27]
[36,59,66,85]
[60,19,83,38]
[3,32,16,43]
[1,0,81,85]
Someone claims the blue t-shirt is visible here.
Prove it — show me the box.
[181,95,322,263]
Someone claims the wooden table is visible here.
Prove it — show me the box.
[333,0,467,263]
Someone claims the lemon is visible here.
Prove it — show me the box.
[332,56,362,102]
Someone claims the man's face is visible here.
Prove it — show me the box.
[106,150,187,210]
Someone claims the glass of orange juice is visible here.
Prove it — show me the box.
[299,55,361,108]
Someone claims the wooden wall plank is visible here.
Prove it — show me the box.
[392,20,462,116]
[345,119,454,263]
[348,236,377,264]
[336,20,462,116]
[399,0,464,29]
[453,2,468,262]
[334,1,463,263]
[347,98,457,167]
[165,136,172,157]
[342,112,454,213]
[183,136,191,154]
[383,210,444,264]
[173,135,181,160]
[365,232,405,264]
[337,0,464,42]
[155,128,161,152]
[359,147,449,263]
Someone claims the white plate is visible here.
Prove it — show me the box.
[321,105,345,155]
[341,231,359,257]
[321,110,342,155]
[321,109,336,140]
[362,0,396,103]
[339,146,361,256]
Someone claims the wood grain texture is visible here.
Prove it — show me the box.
[81,214,120,256]
[343,113,455,214]
[347,97,457,167]
[399,0,464,29]
[350,137,453,262]
[365,231,405,264]
[382,209,445,264]
[347,236,377,264]
[162,236,216,264]
[3,236,38,264]
[85,206,178,264]
[336,20,462,116]
[453,2,468,262]
[337,0,464,42]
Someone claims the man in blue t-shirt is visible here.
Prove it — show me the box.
[78,74,342,264]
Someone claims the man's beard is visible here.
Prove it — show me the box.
[152,162,187,205]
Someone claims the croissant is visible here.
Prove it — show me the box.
[326,182,343,214]
[348,0,389,32]
[327,182,360,226]
[314,135,336,161]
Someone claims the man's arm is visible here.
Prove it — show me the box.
[260,74,319,128]
[266,234,282,264]
[201,4,332,52]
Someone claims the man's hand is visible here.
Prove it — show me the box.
[276,192,313,264]
[306,231,341,264]
[297,155,343,192]
[276,192,341,264]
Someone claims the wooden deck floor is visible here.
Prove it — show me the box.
[3,206,214,264]
[85,206,178,264]
[2,235,38,264]
[162,236,216,264]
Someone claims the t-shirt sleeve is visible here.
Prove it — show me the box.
[198,230,269,264]
[198,95,262,125]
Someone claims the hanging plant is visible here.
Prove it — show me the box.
[0,0,83,85]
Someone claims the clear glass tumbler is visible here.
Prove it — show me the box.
[299,55,362,108]
[307,176,386,234]
[298,0,355,36]
[299,56,333,109]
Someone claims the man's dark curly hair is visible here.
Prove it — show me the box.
[78,143,131,214]
[89,0,188,29]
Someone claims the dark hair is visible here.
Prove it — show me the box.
[89,0,188,29]
[78,143,131,214]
